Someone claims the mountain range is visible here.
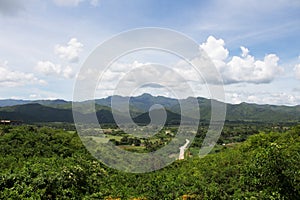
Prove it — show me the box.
[0,93,300,124]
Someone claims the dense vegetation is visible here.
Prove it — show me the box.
[0,124,299,199]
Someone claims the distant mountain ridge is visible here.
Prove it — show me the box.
[0,99,69,107]
[0,94,300,124]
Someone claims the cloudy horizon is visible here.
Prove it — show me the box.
[0,0,299,105]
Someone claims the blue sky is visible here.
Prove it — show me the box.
[0,0,299,105]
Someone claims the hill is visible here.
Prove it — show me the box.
[0,94,299,123]
[0,103,74,123]
[1,124,299,199]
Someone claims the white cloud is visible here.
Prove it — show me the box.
[53,0,99,7]
[93,60,206,99]
[225,51,283,84]
[54,38,83,63]
[200,36,228,69]
[36,61,61,76]
[226,92,243,104]
[28,92,60,100]
[0,60,45,87]
[36,61,74,79]
[62,65,74,78]
[225,90,300,105]
[240,46,249,57]
[29,94,41,99]
[294,63,300,80]
[200,36,284,84]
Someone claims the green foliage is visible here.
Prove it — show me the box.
[239,128,300,199]
[0,125,300,199]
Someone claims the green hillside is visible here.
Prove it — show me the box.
[0,103,74,123]
[0,94,300,124]
[1,125,299,199]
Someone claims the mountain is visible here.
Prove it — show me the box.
[0,99,70,107]
[129,93,179,112]
[0,99,31,107]
[133,108,197,125]
[226,103,300,122]
[0,103,129,124]
[0,103,74,123]
[94,93,179,113]
[0,94,300,124]
[133,109,181,125]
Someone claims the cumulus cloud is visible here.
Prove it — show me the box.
[36,61,61,76]
[54,38,83,63]
[200,36,228,69]
[200,36,283,84]
[0,60,45,87]
[93,60,205,99]
[240,46,249,57]
[294,63,300,80]
[225,50,283,84]
[62,65,74,79]
[36,61,74,79]
[226,90,300,105]
[53,0,99,7]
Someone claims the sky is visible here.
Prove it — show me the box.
[0,0,300,105]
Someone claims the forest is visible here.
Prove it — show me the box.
[0,123,299,199]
